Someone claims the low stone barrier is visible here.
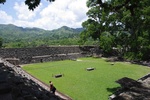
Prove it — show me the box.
[0,46,99,64]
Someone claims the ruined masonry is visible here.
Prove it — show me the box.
[0,58,65,100]
[0,46,99,64]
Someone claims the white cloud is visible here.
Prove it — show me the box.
[0,10,13,23]
[1,0,88,30]
[38,0,88,30]
[13,2,42,20]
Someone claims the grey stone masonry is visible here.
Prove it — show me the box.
[0,58,71,100]
[0,46,99,64]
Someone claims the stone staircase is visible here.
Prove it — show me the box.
[0,58,64,100]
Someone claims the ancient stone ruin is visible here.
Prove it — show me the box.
[109,76,150,100]
[54,74,63,78]
[0,46,99,64]
[0,46,100,100]
[0,46,150,100]
[0,59,63,100]
[86,67,95,71]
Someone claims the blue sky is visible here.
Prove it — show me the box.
[0,0,88,30]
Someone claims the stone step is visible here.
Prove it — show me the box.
[0,93,13,100]
[0,83,12,94]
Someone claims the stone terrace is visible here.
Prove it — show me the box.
[0,46,98,64]
[0,58,64,100]
[110,75,150,100]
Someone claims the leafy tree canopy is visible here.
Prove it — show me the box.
[81,0,150,60]
[0,37,3,48]
[0,0,55,10]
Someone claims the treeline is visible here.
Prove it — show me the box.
[3,38,97,48]
[0,24,97,48]
[4,38,80,48]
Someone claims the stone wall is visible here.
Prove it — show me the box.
[109,76,150,100]
[0,46,99,64]
[0,59,63,100]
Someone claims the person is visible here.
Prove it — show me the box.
[49,81,56,94]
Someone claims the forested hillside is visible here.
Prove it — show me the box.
[0,24,83,48]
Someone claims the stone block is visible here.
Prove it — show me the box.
[54,74,63,78]
[86,68,95,71]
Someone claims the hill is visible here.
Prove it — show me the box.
[0,24,83,42]
[0,24,83,47]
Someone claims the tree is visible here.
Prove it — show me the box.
[100,32,114,54]
[0,37,3,48]
[0,0,55,10]
[81,0,150,60]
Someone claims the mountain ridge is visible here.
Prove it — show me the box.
[0,24,83,43]
[0,24,82,32]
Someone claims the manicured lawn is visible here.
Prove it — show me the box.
[23,57,150,100]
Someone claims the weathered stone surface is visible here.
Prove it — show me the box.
[0,46,98,64]
[0,93,13,100]
[110,75,150,100]
[54,74,63,78]
[0,60,63,100]
[86,67,95,71]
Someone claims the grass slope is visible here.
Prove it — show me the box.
[23,57,150,100]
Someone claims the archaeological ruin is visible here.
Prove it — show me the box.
[0,46,98,100]
[0,58,65,100]
[0,46,149,100]
[0,46,99,64]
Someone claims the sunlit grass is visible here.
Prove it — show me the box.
[23,57,150,100]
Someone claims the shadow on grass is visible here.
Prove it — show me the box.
[107,86,121,94]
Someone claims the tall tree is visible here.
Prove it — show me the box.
[81,0,150,60]
[0,37,3,48]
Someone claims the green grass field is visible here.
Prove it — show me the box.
[23,57,150,100]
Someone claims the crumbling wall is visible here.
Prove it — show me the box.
[0,60,63,100]
[0,46,99,64]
